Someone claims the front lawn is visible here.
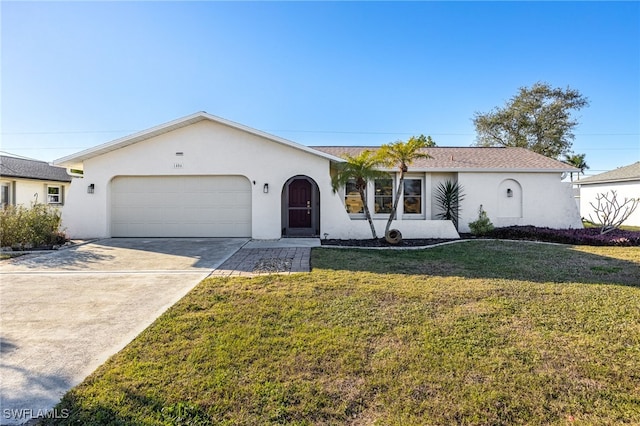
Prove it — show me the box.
[46,241,640,425]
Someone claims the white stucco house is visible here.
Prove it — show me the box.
[0,154,72,209]
[577,162,640,227]
[54,112,582,240]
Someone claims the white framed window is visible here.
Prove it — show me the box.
[1,183,10,207]
[47,185,62,204]
[403,178,423,216]
[374,178,394,215]
[344,178,364,215]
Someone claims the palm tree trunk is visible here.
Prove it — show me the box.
[385,172,404,237]
[359,187,378,239]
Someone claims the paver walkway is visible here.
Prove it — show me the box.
[209,238,319,277]
[210,247,311,276]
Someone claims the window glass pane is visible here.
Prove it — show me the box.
[403,179,422,214]
[374,178,393,214]
[345,179,364,214]
[47,186,61,204]
[1,185,8,206]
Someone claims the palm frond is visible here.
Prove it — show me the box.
[331,151,389,193]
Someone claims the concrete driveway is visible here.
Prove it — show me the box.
[0,238,248,425]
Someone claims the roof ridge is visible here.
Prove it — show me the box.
[310,145,512,148]
[1,154,50,164]
[577,161,640,184]
[312,146,576,172]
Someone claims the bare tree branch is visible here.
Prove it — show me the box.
[588,190,640,234]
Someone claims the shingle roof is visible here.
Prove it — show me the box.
[312,146,576,172]
[0,155,72,182]
[577,161,640,185]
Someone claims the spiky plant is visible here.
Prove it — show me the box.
[435,180,465,230]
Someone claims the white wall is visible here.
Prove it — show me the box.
[0,178,69,211]
[62,120,338,239]
[61,119,461,240]
[321,172,460,240]
[60,119,583,239]
[457,172,583,232]
[429,172,458,221]
[580,181,640,227]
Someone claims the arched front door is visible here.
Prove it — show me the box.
[282,176,320,237]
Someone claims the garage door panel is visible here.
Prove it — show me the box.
[111,176,251,237]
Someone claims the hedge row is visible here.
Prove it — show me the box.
[487,225,640,247]
[1,204,68,249]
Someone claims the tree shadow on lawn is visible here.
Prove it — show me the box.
[40,384,211,426]
[313,240,640,287]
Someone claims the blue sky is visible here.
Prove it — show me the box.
[2,1,638,176]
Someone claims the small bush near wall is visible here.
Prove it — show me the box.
[468,205,494,236]
[488,226,640,247]
[0,204,67,250]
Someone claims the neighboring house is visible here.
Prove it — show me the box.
[577,161,640,227]
[0,154,72,209]
[53,112,581,239]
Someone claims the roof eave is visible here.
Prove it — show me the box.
[577,177,640,185]
[376,167,576,173]
[0,174,71,183]
[54,112,345,166]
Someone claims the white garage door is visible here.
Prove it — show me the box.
[111,176,251,237]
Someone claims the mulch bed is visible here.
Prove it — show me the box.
[1,241,74,252]
[321,238,459,247]
[321,228,640,248]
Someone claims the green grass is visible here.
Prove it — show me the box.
[582,220,640,232]
[0,252,24,260]
[46,241,640,425]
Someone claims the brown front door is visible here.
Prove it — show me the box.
[288,179,312,229]
[284,176,319,237]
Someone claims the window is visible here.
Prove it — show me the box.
[47,185,62,204]
[344,179,363,214]
[374,178,393,214]
[403,179,422,214]
[1,184,9,207]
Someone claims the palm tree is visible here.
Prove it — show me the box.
[378,135,433,241]
[331,150,389,239]
[564,153,589,181]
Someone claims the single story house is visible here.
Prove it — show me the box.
[0,154,72,208]
[577,161,640,227]
[54,112,581,239]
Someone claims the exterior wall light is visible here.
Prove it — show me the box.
[263,183,269,193]
[507,188,513,197]
[87,184,95,194]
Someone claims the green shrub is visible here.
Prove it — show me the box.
[468,204,494,236]
[0,203,67,249]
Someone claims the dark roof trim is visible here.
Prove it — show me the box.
[0,155,72,183]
